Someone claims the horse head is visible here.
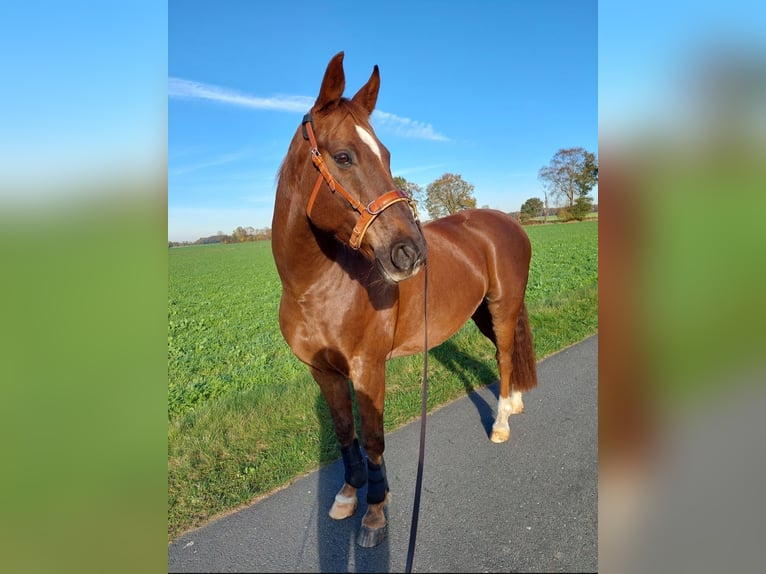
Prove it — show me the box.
[295,52,427,283]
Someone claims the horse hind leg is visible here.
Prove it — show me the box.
[494,301,537,442]
[473,300,537,443]
[492,394,525,443]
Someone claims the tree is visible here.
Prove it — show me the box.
[520,197,544,222]
[538,147,598,208]
[425,173,477,219]
[393,175,425,215]
[570,195,594,221]
[233,226,248,243]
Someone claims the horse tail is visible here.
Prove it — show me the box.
[511,302,538,392]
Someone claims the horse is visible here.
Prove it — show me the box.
[271,52,537,548]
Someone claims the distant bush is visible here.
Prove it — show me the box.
[571,196,594,221]
[557,207,573,222]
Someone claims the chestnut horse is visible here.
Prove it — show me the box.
[272,52,537,547]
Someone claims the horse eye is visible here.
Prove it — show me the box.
[333,152,352,166]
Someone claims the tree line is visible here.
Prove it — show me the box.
[169,146,597,247]
[168,226,272,248]
[395,146,597,224]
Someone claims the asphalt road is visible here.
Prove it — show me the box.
[169,335,597,573]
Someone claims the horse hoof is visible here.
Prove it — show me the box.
[328,494,357,520]
[490,428,510,443]
[357,524,388,547]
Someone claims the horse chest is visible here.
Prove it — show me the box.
[279,290,394,363]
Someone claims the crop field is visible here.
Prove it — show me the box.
[168,220,598,539]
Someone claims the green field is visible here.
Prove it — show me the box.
[168,220,598,539]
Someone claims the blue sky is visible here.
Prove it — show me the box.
[168,0,597,242]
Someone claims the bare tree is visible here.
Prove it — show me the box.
[393,175,425,213]
[538,147,598,208]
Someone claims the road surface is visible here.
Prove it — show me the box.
[169,334,598,573]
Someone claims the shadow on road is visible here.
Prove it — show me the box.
[430,339,499,438]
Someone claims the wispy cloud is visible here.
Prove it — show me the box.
[169,77,450,141]
[170,150,251,176]
[168,77,313,112]
[372,110,450,142]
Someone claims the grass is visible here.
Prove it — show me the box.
[168,220,598,540]
[168,243,305,417]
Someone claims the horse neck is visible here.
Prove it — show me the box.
[272,146,337,292]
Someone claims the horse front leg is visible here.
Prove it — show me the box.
[353,362,391,548]
[310,366,366,521]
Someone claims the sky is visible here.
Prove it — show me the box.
[168,0,598,242]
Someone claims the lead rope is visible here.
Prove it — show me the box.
[405,261,428,574]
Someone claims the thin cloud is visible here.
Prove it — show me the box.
[170,150,250,176]
[169,77,450,141]
[168,77,313,112]
[372,110,450,142]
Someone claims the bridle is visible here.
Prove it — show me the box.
[301,113,419,249]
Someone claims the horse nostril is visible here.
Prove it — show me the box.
[391,241,420,272]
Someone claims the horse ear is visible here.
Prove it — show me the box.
[351,65,380,116]
[313,51,346,112]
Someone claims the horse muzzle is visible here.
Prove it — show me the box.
[375,234,427,284]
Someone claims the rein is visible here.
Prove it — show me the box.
[301,113,417,249]
[405,259,428,574]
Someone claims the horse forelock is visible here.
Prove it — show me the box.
[319,98,374,132]
[278,98,377,185]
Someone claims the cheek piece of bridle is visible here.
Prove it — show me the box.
[302,113,419,249]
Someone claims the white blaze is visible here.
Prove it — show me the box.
[355,125,383,163]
